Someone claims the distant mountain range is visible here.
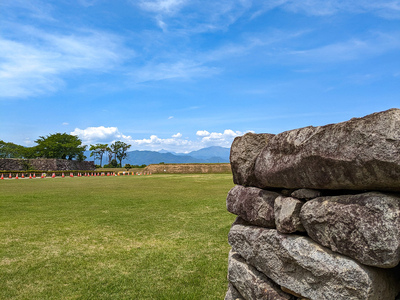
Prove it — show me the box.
[85,146,230,166]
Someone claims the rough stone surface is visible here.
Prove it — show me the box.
[290,189,321,200]
[300,192,400,268]
[227,185,279,228]
[0,158,95,171]
[228,224,399,300]
[144,163,231,174]
[274,196,305,233]
[225,283,244,300]
[228,250,294,300]
[230,132,275,186]
[254,108,400,191]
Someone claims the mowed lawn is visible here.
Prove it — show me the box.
[0,174,236,299]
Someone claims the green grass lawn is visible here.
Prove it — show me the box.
[0,174,236,299]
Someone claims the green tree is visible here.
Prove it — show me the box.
[89,145,101,165]
[34,133,87,161]
[0,140,26,158]
[104,159,118,168]
[89,143,108,167]
[110,141,131,167]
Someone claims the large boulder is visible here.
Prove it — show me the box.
[230,133,275,186]
[227,185,279,228]
[228,224,399,300]
[254,108,400,191]
[300,192,400,268]
[228,250,294,300]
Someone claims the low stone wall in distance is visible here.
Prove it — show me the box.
[0,158,95,171]
[225,108,400,300]
[144,163,231,174]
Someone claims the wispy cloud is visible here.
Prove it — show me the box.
[253,0,400,18]
[137,0,400,35]
[3,0,400,100]
[138,0,187,14]
[77,0,99,7]
[0,0,55,21]
[286,31,400,63]
[0,26,130,98]
[129,28,308,84]
[136,0,252,33]
[130,60,220,83]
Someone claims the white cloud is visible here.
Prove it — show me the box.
[129,134,193,152]
[62,122,69,126]
[196,130,210,137]
[172,132,182,138]
[130,129,243,152]
[71,126,132,145]
[199,129,243,148]
[168,116,174,119]
[72,126,245,152]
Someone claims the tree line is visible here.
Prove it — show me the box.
[0,133,131,167]
[89,141,131,168]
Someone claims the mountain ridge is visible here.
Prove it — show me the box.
[85,146,230,166]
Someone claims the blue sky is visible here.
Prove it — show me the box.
[1,0,399,153]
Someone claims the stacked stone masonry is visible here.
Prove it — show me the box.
[225,108,400,300]
[0,158,95,171]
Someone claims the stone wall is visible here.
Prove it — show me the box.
[144,163,231,174]
[0,158,95,171]
[225,108,400,300]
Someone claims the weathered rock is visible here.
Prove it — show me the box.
[225,283,244,300]
[300,192,400,268]
[227,185,279,228]
[228,250,294,300]
[274,196,305,233]
[0,158,95,171]
[291,189,321,200]
[254,109,400,191]
[228,224,399,300]
[230,132,275,186]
